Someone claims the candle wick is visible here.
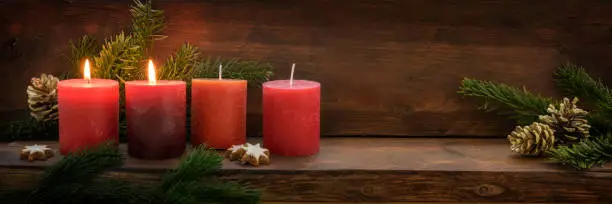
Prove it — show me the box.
[219,64,223,80]
[290,63,296,88]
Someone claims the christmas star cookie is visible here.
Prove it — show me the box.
[20,144,54,162]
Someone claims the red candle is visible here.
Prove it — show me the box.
[125,60,186,160]
[58,59,119,155]
[191,65,247,149]
[263,63,320,156]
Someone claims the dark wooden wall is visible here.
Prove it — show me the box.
[2,0,612,137]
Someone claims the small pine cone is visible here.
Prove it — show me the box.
[539,97,590,145]
[508,122,555,156]
[26,74,59,121]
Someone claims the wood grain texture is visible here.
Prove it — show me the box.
[2,0,612,136]
[263,203,538,204]
[1,138,611,203]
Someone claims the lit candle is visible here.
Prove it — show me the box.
[191,64,247,149]
[58,59,119,155]
[263,63,321,156]
[125,59,186,160]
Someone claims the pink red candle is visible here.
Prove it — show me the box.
[58,59,119,155]
[125,60,186,160]
[263,63,320,156]
[191,65,247,149]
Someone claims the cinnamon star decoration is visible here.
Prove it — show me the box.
[20,144,55,162]
[225,143,270,166]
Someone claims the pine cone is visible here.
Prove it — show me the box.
[508,122,555,156]
[539,97,590,145]
[26,73,59,121]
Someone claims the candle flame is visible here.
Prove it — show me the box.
[148,59,156,85]
[84,59,91,81]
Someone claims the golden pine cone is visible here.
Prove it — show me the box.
[508,122,555,156]
[26,73,59,121]
[538,97,590,145]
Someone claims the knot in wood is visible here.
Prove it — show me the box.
[360,186,378,196]
[474,184,504,197]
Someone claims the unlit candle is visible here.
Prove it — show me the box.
[263,63,320,156]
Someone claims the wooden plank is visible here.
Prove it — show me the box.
[2,0,612,136]
[263,203,546,204]
[1,138,611,203]
[264,203,535,204]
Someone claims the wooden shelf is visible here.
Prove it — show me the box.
[1,138,611,203]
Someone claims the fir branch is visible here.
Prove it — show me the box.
[65,35,101,78]
[80,180,153,204]
[554,63,612,132]
[161,181,261,204]
[159,43,201,81]
[197,57,274,87]
[587,113,612,136]
[0,118,58,142]
[458,78,553,125]
[547,132,612,170]
[160,145,223,190]
[130,0,166,55]
[191,181,262,204]
[554,63,612,106]
[160,181,204,204]
[0,189,30,204]
[93,32,143,82]
[27,143,122,203]
[159,146,261,203]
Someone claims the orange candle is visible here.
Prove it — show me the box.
[191,65,247,149]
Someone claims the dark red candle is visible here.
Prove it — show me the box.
[58,59,119,155]
[125,60,186,160]
[263,79,321,156]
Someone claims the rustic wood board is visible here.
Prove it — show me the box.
[2,0,612,136]
[1,138,611,203]
[265,203,536,204]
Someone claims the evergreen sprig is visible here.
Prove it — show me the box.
[458,64,612,170]
[159,44,201,81]
[547,133,612,170]
[80,179,151,204]
[65,35,101,78]
[130,0,166,54]
[198,57,274,87]
[160,145,223,190]
[159,146,260,204]
[162,181,261,204]
[458,78,553,125]
[0,118,58,142]
[93,33,143,82]
[0,144,261,203]
[554,63,612,107]
[554,63,612,133]
[27,143,124,203]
